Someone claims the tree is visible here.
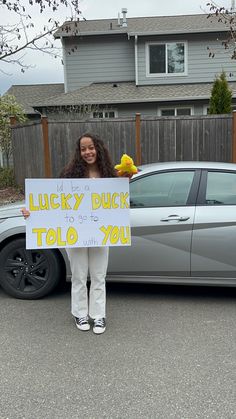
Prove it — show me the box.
[0,0,81,72]
[209,71,232,114]
[0,94,27,167]
[206,1,236,60]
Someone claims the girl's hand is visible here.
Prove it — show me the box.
[21,208,30,219]
[116,171,133,179]
[121,172,134,179]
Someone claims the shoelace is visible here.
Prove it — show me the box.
[94,318,105,328]
[78,316,88,325]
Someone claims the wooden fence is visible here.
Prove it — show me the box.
[11,113,236,187]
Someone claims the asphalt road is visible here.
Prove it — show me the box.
[0,282,236,419]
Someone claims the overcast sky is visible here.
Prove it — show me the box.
[0,0,232,95]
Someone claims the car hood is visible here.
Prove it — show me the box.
[0,201,25,219]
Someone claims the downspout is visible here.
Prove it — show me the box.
[61,37,68,93]
[135,35,139,86]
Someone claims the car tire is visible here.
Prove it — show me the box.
[0,237,61,299]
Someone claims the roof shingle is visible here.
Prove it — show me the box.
[5,83,64,114]
[32,81,236,107]
[55,14,230,38]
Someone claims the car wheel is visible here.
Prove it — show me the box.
[0,238,61,299]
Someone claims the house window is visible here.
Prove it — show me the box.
[92,110,117,119]
[161,109,175,116]
[176,108,191,116]
[147,42,186,76]
[160,107,192,116]
[203,105,211,115]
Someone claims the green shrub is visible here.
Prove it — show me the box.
[0,167,17,188]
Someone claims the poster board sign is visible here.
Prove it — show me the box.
[25,178,130,249]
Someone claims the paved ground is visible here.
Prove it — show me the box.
[0,282,236,419]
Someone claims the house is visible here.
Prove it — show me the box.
[5,11,236,120]
[5,83,64,119]
[31,10,236,118]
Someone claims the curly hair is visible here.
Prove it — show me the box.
[60,132,117,178]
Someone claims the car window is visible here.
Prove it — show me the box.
[205,171,236,205]
[130,171,195,208]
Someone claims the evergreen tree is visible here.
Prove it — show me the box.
[209,72,232,114]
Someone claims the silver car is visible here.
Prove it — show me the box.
[1,161,236,299]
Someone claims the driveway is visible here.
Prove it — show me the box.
[0,283,236,419]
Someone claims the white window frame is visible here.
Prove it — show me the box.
[146,41,188,78]
[91,109,118,119]
[157,106,193,116]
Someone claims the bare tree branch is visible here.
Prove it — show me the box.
[0,0,81,70]
[206,1,236,60]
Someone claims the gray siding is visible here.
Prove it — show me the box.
[63,32,236,92]
[42,102,208,119]
[137,33,236,85]
[63,35,135,92]
[112,103,208,118]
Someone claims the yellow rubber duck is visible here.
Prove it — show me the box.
[115,154,138,176]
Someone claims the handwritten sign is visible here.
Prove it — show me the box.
[25,178,131,249]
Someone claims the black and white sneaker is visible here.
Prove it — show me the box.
[74,316,90,331]
[93,318,106,334]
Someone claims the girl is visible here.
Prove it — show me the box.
[60,133,117,334]
[22,133,122,335]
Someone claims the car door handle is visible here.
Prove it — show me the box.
[161,215,190,222]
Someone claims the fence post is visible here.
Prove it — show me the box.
[232,111,236,163]
[41,116,51,177]
[135,113,141,165]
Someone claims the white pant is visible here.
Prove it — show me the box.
[66,247,109,319]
